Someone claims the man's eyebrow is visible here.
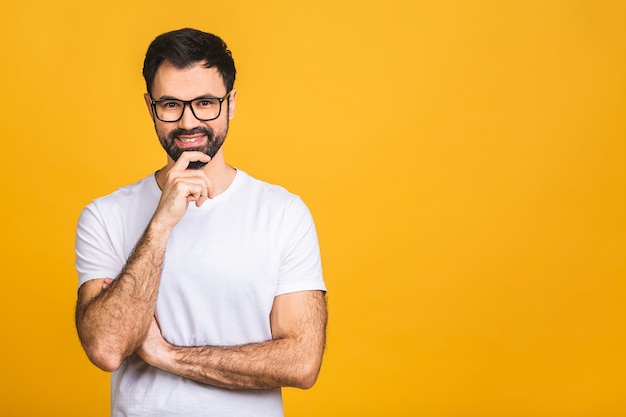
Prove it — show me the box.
[154,93,223,101]
[154,95,179,100]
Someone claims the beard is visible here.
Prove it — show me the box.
[157,123,228,170]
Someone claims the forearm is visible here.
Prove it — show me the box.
[76,221,171,371]
[139,291,328,390]
[144,338,321,390]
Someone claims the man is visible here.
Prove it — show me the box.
[75,28,327,416]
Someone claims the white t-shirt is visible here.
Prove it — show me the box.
[75,170,326,417]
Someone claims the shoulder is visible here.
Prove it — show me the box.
[233,170,315,230]
[95,174,158,204]
[235,170,303,205]
[79,174,159,224]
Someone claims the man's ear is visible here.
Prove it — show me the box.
[228,89,237,120]
[144,93,156,121]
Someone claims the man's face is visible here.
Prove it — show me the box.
[146,60,235,169]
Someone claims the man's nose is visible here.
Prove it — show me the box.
[178,102,200,129]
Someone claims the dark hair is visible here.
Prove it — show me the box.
[142,28,236,96]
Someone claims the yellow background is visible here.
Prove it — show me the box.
[1,1,625,416]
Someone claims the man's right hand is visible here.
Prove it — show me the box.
[152,151,213,230]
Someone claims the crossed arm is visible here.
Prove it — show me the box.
[75,152,327,390]
[137,290,327,389]
[77,276,327,390]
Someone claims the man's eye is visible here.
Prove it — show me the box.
[197,99,217,107]
[160,101,181,109]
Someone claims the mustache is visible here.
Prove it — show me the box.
[165,126,216,170]
[167,126,214,141]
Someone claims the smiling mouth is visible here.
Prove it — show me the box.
[177,135,206,144]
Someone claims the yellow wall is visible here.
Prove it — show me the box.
[1,1,624,416]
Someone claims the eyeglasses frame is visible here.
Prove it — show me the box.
[150,91,231,122]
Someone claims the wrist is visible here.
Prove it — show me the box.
[146,217,173,240]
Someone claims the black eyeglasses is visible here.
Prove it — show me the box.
[150,92,231,122]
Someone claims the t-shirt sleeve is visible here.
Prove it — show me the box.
[75,203,124,289]
[276,196,326,296]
